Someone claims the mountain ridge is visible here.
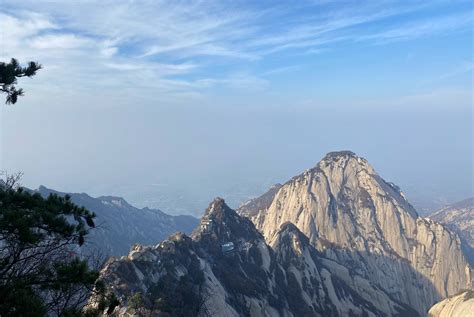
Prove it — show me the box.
[238,151,471,314]
[35,185,199,256]
[81,150,472,316]
[90,198,420,316]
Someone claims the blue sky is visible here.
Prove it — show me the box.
[0,1,471,101]
[0,1,472,215]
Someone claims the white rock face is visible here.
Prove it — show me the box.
[269,222,418,316]
[428,290,474,317]
[430,198,474,264]
[243,151,472,314]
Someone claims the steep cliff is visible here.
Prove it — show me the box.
[430,198,474,265]
[89,199,418,316]
[239,151,471,314]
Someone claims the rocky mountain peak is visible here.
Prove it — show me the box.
[278,221,303,234]
[273,222,310,248]
[200,197,244,231]
[322,150,357,160]
[193,197,262,245]
[316,150,374,175]
[240,150,471,314]
[270,222,312,259]
[91,198,422,317]
[204,197,233,217]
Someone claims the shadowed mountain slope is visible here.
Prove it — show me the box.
[89,199,421,316]
[36,186,198,256]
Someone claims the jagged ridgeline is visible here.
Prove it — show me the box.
[89,151,472,316]
[88,198,418,316]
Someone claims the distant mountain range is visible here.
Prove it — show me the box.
[35,186,199,257]
[87,151,472,316]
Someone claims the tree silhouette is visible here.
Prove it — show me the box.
[0,175,118,316]
[0,58,42,104]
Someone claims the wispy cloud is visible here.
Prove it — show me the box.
[262,65,302,76]
[30,34,94,50]
[356,11,473,44]
[419,61,474,86]
[200,73,269,91]
[436,62,473,81]
[0,0,471,103]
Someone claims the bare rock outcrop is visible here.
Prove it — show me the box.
[89,199,419,316]
[428,290,474,317]
[430,198,474,265]
[240,151,472,314]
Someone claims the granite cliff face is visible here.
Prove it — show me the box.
[429,198,474,265]
[89,199,419,316]
[86,151,471,316]
[238,151,472,314]
[428,290,474,317]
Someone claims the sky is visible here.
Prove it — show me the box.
[0,0,472,216]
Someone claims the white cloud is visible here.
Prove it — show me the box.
[100,46,118,58]
[0,11,56,39]
[0,1,471,103]
[104,62,199,74]
[30,34,93,50]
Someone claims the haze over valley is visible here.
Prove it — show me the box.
[0,1,472,316]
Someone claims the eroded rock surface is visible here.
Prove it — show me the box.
[239,151,472,314]
[428,290,474,317]
[430,198,474,265]
[89,199,419,316]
